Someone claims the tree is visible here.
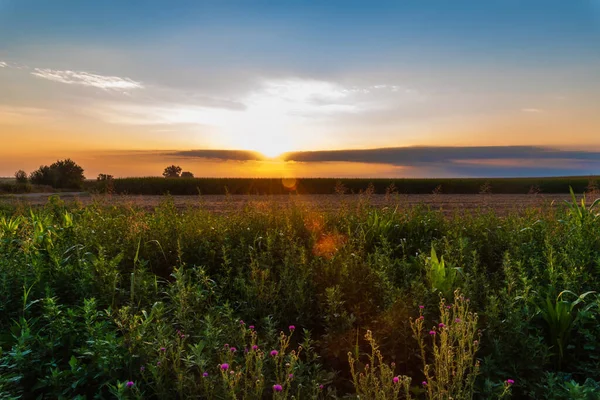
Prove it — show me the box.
[29,159,86,189]
[14,170,28,183]
[97,174,114,194]
[29,165,52,186]
[163,165,182,178]
[97,174,114,181]
[181,171,194,178]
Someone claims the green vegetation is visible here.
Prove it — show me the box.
[29,159,86,189]
[85,176,600,195]
[1,192,600,399]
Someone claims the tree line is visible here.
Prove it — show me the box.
[12,161,194,190]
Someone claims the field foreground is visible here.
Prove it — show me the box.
[0,194,599,399]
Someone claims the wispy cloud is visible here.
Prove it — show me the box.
[31,68,143,90]
[0,105,53,124]
[0,61,7,68]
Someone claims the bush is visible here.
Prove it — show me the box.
[14,170,27,183]
[29,159,85,189]
[163,165,182,178]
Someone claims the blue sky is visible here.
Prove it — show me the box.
[1,0,599,177]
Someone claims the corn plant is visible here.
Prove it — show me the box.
[537,290,597,368]
[562,187,600,226]
[425,247,459,299]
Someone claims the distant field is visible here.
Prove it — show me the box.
[85,176,600,195]
[2,192,594,215]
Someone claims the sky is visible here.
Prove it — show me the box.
[1,0,600,178]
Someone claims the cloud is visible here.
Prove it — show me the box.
[0,105,53,124]
[0,61,7,68]
[31,68,143,90]
[174,149,265,161]
[169,146,600,177]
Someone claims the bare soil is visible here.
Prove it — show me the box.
[1,192,591,214]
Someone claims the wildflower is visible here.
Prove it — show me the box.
[230,347,237,353]
[273,384,283,392]
[249,325,255,330]
[220,363,229,371]
[252,345,259,351]
[126,381,134,388]
[160,347,166,352]
[270,350,279,357]
[419,305,425,309]
[438,323,446,328]
[224,343,229,348]
[455,318,461,323]
[393,376,399,384]
[140,366,145,372]
[319,384,324,390]
[156,361,161,366]
[288,373,294,379]
[429,330,436,335]
[239,320,245,325]
[446,305,451,309]
[202,372,208,378]
[506,379,515,385]
[418,315,425,320]
[289,325,295,331]
[422,381,428,386]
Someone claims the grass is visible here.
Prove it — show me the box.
[0,192,599,399]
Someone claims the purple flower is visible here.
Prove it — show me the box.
[239,320,245,325]
[140,366,145,372]
[438,323,446,328]
[160,347,166,352]
[224,343,229,348]
[156,361,161,366]
[249,325,255,330]
[270,350,279,357]
[288,373,294,379]
[393,376,399,384]
[418,315,424,320]
[419,305,425,309]
[220,363,229,371]
[289,325,295,331]
[446,305,451,309]
[422,381,428,386]
[506,379,515,385]
[252,345,259,351]
[202,372,208,378]
[429,330,436,335]
[455,318,461,323]
[319,384,324,390]
[230,347,237,353]
[126,381,134,388]
[273,384,283,392]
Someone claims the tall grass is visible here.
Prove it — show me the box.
[0,192,599,398]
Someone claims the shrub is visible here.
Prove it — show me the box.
[162,165,182,178]
[14,170,27,183]
[29,159,85,189]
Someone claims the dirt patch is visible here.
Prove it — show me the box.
[1,192,590,215]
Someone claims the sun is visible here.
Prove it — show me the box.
[255,143,289,158]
